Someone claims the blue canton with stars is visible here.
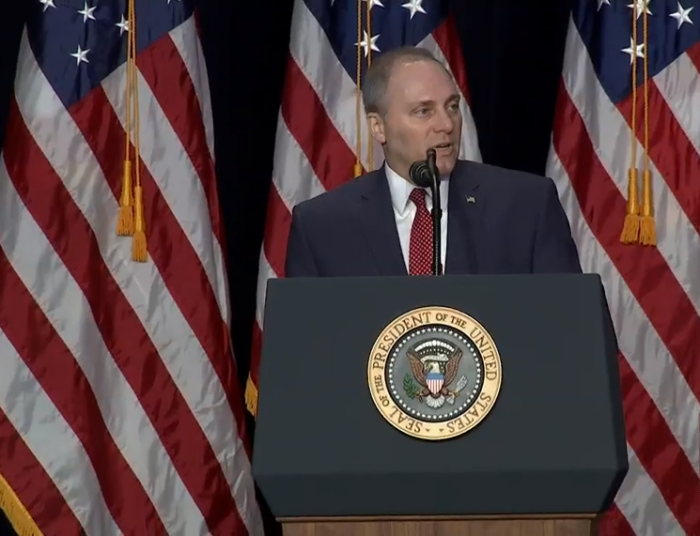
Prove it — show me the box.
[305,0,449,85]
[573,0,700,104]
[26,0,193,109]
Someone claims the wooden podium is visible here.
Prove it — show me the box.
[252,275,627,536]
[279,515,597,536]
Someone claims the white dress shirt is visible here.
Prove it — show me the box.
[384,163,449,271]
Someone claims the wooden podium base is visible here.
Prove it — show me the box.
[280,515,597,536]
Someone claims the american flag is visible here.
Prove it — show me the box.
[0,0,262,534]
[547,0,700,533]
[245,0,481,415]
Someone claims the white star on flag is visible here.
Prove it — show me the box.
[402,0,427,19]
[70,45,90,65]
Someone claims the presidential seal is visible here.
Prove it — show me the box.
[367,306,502,441]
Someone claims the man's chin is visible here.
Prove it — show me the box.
[436,155,457,177]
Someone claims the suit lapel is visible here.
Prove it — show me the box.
[357,169,407,276]
[445,161,484,274]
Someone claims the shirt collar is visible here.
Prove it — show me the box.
[384,162,450,214]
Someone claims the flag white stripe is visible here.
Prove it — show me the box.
[274,113,327,210]
[0,159,204,534]
[169,18,216,163]
[168,21,231,331]
[652,50,700,182]
[0,331,119,534]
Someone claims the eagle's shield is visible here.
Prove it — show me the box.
[426,371,444,395]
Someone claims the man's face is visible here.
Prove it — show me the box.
[368,59,462,180]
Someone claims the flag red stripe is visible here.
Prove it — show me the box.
[0,240,163,534]
[685,40,700,76]
[431,17,472,105]
[68,87,250,461]
[262,183,293,279]
[616,72,700,235]
[136,35,224,245]
[281,55,361,191]
[552,82,700,534]
[598,504,637,536]
[8,96,245,536]
[0,408,83,534]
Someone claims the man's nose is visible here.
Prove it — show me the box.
[433,109,454,133]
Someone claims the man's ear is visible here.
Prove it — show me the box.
[367,113,386,144]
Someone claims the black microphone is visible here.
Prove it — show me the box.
[408,149,442,276]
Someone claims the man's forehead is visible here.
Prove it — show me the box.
[386,62,457,100]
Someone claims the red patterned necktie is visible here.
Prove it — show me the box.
[408,188,434,275]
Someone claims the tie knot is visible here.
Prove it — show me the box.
[409,188,427,208]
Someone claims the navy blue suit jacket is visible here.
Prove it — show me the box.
[285,160,582,277]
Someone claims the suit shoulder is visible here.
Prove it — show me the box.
[458,160,555,197]
[291,169,379,217]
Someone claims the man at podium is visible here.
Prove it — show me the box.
[285,46,581,278]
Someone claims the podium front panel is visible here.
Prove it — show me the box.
[252,274,627,518]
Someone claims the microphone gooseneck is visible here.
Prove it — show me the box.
[408,150,443,276]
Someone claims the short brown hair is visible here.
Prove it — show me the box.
[361,46,454,115]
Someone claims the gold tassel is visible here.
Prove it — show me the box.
[132,185,148,262]
[245,376,259,417]
[638,4,655,247]
[639,169,656,245]
[620,168,640,244]
[116,160,134,235]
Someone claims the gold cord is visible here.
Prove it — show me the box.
[639,3,655,245]
[620,0,640,244]
[353,0,363,178]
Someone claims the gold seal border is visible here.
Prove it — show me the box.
[367,305,502,441]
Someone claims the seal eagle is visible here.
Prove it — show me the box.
[407,347,463,401]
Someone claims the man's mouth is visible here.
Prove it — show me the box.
[433,143,453,151]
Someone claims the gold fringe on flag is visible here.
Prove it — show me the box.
[621,0,655,246]
[117,0,148,261]
[245,376,259,417]
[0,471,43,536]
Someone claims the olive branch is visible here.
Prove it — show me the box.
[403,373,420,399]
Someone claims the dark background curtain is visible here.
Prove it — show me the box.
[0,0,571,533]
